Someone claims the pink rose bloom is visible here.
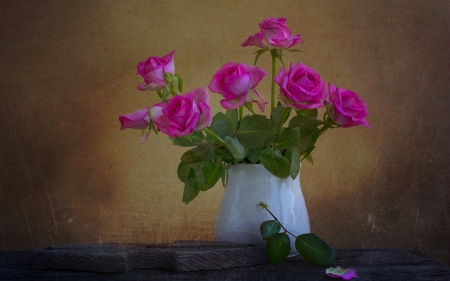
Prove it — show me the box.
[325,84,370,128]
[136,50,175,91]
[274,63,327,109]
[241,17,303,50]
[149,87,212,137]
[208,62,267,111]
[119,106,150,130]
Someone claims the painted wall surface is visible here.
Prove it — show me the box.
[1,0,449,265]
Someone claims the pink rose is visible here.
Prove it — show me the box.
[274,63,327,109]
[325,84,370,128]
[208,62,267,111]
[119,106,150,130]
[136,50,175,91]
[241,17,303,50]
[149,87,212,137]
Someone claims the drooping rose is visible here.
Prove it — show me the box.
[241,17,303,50]
[149,87,212,137]
[119,106,150,130]
[208,62,267,111]
[274,63,327,109]
[325,84,370,128]
[136,50,175,91]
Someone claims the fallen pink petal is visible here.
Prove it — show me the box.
[326,266,357,280]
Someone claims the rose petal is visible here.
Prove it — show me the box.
[119,106,150,130]
[241,64,267,89]
[326,266,357,280]
[246,89,268,112]
[140,129,151,144]
[220,95,247,110]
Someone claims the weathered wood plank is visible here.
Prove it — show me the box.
[31,241,267,272]
[1,248,449,281]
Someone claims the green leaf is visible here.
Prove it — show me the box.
[225,136,248,162]
[209,119,232,143]
[195,166,206,186]
[172,131,205,147]
[271,104,291,125]
[213,112,226,121]
[260,220,281,240]
[198,162,223,191]
[174,74,183,92]
[277,55,285,67]
[225,109,238,133]
[297,133,314,155]
[236,115,275,148]
[182,168,200,204]
[289,115,323,137]
[304,153,314,164]
[243,102,256,114]
[177,161,190,183]
[156,89,163,99]
[220,165,228,187]
[266,233,291,264]
[285,146,300,179]
[275,128,300,150]
[215,146,235,164]
[180,146,212,164]
[295,233,335,266]
[169,83,179,95]
[163,71,173,84]
[254,49,269,66]
[260,147,290,178]
[247,148,261,164]
[192,149,216,167]
[298,129,319,162]
[162,86,170,102]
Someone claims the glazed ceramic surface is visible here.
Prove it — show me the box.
[214,164,310,255]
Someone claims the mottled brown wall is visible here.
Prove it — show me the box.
[1,0,449,265]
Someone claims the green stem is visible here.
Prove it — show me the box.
[203,127,226,146]
[259,202,296,238]
[317,120,332,138]
[270,51,278,112]
[239,106,244,121]
[276,107,291,136]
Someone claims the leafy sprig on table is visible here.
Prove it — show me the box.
[259,202,335,266]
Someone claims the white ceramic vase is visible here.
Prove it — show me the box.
[214,163,310,255]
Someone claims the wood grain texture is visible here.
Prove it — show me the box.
[2,248,450,280]
[31,241,267,272]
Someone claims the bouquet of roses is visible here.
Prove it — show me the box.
[119,17,369,205]
[119,18,366,276]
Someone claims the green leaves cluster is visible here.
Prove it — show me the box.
[259,202,335,266]
[173,105,326,203]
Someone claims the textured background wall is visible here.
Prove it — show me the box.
[1,0,449,266]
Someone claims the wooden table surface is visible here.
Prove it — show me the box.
[1,248,449,281]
